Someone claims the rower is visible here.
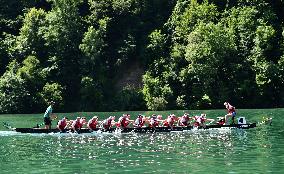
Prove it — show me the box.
[163,114,177,129]
[134,114,144,128]
[118,114,132,129]
[224,102,237,125]
[178,113,191,126]
[87,116,99,131]
[193,114,214,127]
[149,114,159,128]
[102,116,115,130]
[156,115,163,126]
[43,101,55,129]
[80,117,87,127]
[71,117,83,132]
[216,117,225,125]
[57,117,68,132]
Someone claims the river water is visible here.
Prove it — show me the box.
[0,109,284,173]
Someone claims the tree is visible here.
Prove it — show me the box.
[0,60,31,113]
[41,0,84,111]
[40,82,64,110]
[79,76,104,111]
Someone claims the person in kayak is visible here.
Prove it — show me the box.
[43,101,56,129]
[87,116,99,131]
[224,102,237,125]
[57,117,69,132]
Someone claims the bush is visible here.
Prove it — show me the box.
[114,85,146,111]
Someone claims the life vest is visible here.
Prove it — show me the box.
[118,116,129,128]
[134,117,144,127]
[149,117,159,127]
[87,119,97,130]
[180,115,190,126]
[193,116,205,127]
[227,105,236,114]
[103,118,112,129]
[58,119,67,130]
[164,116,176,127]
[73,120,82,130]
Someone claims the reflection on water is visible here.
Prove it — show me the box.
[0,127,283,174]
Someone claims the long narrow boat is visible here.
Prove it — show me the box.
[13,123,257,134]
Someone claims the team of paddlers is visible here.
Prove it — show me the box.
[56,112,230,132]
[44,101,237,132]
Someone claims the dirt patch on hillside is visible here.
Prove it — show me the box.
[115,61,144,90]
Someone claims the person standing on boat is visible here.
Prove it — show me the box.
[224,102,236,125]
[57,117,68,132]
[43,101,55,129]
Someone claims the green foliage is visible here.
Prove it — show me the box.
[40,82,64,109]
[80,76,104,111]
[142,72,173,110]
[1,0,284,113]
[0,60,31,113]
[113,85,146,111]
[146,30,168,64]
[17,55,45,85]
[146,97,168,111]
[16,8,46,59]
[79,17,109,76]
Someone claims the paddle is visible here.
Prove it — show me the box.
[3,122,15,130]
[259,117,272,126]
[33,114,58,128]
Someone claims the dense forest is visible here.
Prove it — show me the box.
[0,0,284,113]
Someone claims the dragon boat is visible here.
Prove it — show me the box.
[5,123,256,134]
[3,116,271,134]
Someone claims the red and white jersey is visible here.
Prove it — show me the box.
[180,115,190,123]
[72,119,82,130]
[57,119,67,130]
[102,117,113,129]
[149,116,159,127]
[193,116,206,126]
[134,117,144,127]
[180,115,190,126]
[118,115,129,128]
[87,119,97,130]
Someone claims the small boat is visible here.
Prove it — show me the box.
[12,123,257,134]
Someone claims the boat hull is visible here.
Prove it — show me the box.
[14,123,257,133]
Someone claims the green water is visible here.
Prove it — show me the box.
[0,109,284,174]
